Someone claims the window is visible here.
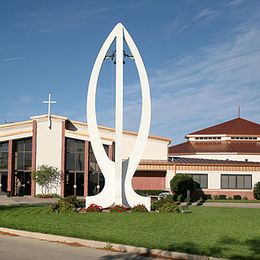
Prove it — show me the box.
[66,138,85,171]
[0,142,8,170]
[187,174,208,189]
[15,138,32,171]
[221,174,252,189]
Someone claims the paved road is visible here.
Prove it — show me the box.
[0,234,155,260]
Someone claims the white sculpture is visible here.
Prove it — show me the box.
[86,23,151,210]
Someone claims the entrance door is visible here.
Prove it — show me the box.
[88,172,105,196]
[16,172,31,196]
[0,172,8,195]
[64,172,84,197]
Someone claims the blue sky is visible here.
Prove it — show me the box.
[1,0,260,144]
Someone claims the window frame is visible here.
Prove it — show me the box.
[221,174,252,189]
[187,174,208,189]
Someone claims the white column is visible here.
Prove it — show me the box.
[115,24,124,205]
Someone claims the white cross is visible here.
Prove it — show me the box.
[43,92,56,128]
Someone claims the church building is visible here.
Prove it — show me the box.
[0,114,171,197]
[168,117,260,199]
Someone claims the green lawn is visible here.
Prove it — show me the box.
[0,205,259,259]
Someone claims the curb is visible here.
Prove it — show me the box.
[0,227,227,260]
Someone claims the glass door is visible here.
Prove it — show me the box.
[0,172,8,195]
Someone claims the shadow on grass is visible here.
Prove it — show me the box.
[168,236,260,259]
[0,204,45,211]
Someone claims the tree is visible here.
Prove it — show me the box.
[32,165,61,195]
[170,174,195,197]
[253,181,260,200]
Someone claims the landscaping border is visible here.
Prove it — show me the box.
[0,227,227,260]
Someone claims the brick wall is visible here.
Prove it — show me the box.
[132,171,166,190]
[201,189,254,200]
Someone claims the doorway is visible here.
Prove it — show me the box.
[0,172,8,195]
[88,171,105,196]
[15,171,31,196]
[64,172,84,197]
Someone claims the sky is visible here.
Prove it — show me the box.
[0,0,260,145]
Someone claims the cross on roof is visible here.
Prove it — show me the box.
[43,92,56,129]
[43,92,56,116]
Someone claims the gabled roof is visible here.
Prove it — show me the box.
[187,118,260,136]
[168,141,260,155]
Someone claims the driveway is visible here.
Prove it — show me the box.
[0,234,154,260]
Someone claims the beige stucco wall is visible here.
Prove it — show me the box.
[35,118,63,195]
[176,169,260,190]
[0,121,32,142]
[69,120,170,160]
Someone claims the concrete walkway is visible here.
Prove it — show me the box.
[0,228,226,260]
[203,202,260,208]
[0,195,58,206]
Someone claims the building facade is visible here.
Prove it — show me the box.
[0,114,170,197]
[168,117,260,199]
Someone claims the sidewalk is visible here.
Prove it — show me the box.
[203,202,260,208]
[0,227,226,260]
[0,195,58,206]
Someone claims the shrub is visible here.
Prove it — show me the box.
[110,205,127,213]
[213,195,219,200]
[177,194,185,202]
[151,195,174,211]
[170,174,195,197]
[86,204,102,212]
[132,204,148,213]
[253,182,260,200]
[49,196,83,213]
[158,202,180,213]
[35,193,60,198]
[135,190,165,196]
[205,194,212,200]
[233,195,242,200]
[63,196,84,208]
[57,200,77,213]
[219,195,227,200]
[227,196,233,200]
[242,196,248,200]
[172,193,178,201]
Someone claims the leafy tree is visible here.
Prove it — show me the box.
[170,174,195,197]
[32,165,61,195]
[253,181,260,200]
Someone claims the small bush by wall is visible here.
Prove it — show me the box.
[253,182,260,200]
[219,195,227,200]
[233,195,242,200]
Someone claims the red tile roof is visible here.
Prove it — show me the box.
[140,158,260,166]
[169,141,260,155]
[187,118,260,136]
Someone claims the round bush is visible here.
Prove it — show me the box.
[151,195,174,211]
[233,195,242,200]
[158,202,180,213]
[253,182,260,200]
[170,174,195,197]
[132,204,148,212]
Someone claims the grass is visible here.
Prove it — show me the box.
[0,205,260,259]
[206,199,260,203]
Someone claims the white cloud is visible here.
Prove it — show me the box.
[0,56,23,63]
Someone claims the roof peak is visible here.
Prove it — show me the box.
[187,117,260,136]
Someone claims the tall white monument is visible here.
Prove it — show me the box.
[86,23,151,210]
